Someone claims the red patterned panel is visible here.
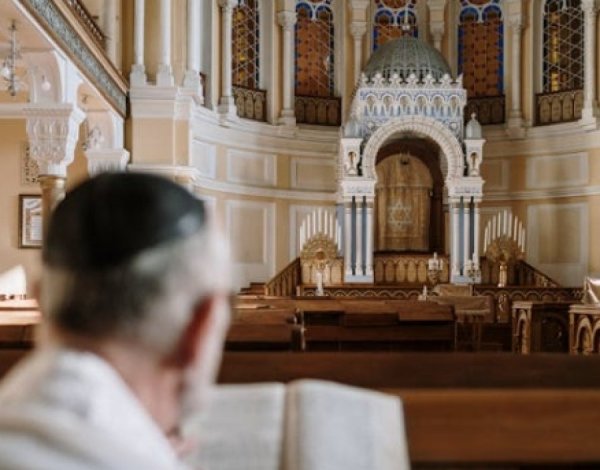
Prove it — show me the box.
[461,13,502,97]
[296,7,333,97]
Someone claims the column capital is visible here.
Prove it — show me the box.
[350,22,367,39]
[427,0,447,10]
[24,105,85,177]
[582,0,599,14]
[277,11,297,30]
[218,0,237,12]
[348,0,370,9]
[508,14,524,31]
[85,149,130,176]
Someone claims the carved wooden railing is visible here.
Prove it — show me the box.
[298,284,582,323]
[233,86,267,122]
[479,259,560,288]
[465,95,505,125]
[295,95,341,126]
[373,253,450,285]
[536,89,583,125]
[265,257,302,297]
[63,0,106,48]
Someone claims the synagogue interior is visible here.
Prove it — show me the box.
[2,0,600,467]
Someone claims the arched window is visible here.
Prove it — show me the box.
[542,0,583,93]
[458,0,504,124]
[373,0,418,51]
[295,0,335,98]
[232,0,265,121]
[233,0,260,90]
[295,1,340,126]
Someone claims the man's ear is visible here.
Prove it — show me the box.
[172,297,215,369]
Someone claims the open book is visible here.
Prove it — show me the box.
[184,380,409,470]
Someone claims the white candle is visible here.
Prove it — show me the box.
[492,217,496,242]
[507,213,512,239]
[503,211,508,236]
[522,228,526,253]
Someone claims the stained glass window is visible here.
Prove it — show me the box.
[233,0,260,89]
[543,0,584,93]
[458,0,504,98]
[295,0,335,97]
[373,0,418,51]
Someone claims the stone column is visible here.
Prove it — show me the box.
[218,0,238,117]
[473,201,481,269]
[355,199,363,276]
[25,105,85,234]
[350,23,367,87]
[39,175,66,233]
[581,0,598,123]
[103,0,118,65]
[451,200,461,280]
[463,199,471,275]
[365,201,374,278]
[156,0,174,86]
[183,0,203,98]
[278,11,297,126]
[130,0,146,85]
[507,15,524,136]
[344,201,353,278]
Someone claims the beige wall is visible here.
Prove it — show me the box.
[0,120,41,295]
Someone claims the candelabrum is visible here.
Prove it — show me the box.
[427,252,444,286]
[314,250,328,297]
[485,236,524,288]
[463,259,481,284]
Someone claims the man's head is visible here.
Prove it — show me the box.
[39,172,231,432]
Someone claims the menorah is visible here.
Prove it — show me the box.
[483,211,526,287]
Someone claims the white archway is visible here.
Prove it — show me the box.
[361,115,465,183]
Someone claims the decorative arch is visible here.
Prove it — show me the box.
[295,0,335,97]
[575,317,593,354]
[373,0,418,50]
[458,0,504,98]
[361,115,464,183]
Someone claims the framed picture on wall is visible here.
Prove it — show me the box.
[19,195,42,249]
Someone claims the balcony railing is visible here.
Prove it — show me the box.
[464,95,505,125]
[295,95,341,126]
[233,86,267,122]
[63,0,106,48]
[536,89,583,126]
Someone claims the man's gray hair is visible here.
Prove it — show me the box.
[40,225,231,355]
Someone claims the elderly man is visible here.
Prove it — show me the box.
[0,173,231,468]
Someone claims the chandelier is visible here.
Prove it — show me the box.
[1,21,50,97]
[1,21,23,96]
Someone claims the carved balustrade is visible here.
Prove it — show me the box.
[479,259,559,287]
[536,89,583,126]
[265,258,301,297]
[373,253,450,285]
[511,301,571,354]
[465,96,505,125]
[63,0,106,47]
[295,95,341,126]
[233,86,267,122]
[570,304,600,355]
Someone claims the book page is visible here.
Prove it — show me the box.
[284,380,410,470]
[184,383,286,470]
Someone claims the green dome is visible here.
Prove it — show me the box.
[363,37,452,81]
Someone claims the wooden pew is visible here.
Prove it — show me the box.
[298,299,456,351]
[218,352,600,468]
[226,307,302,351]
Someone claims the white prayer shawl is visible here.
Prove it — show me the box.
[0,348,186,469]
